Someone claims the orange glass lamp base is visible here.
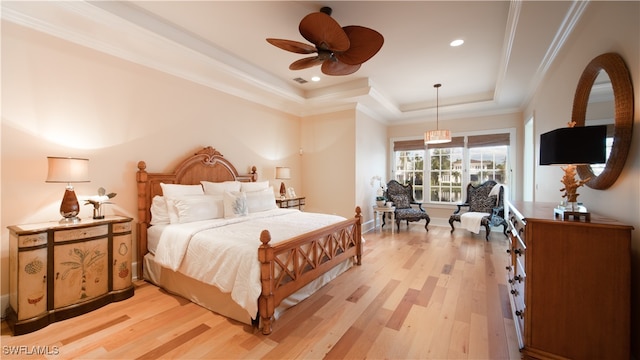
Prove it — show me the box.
[59,186,81,223]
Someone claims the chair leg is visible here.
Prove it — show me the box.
[484,223,491,241]
[424,218,430,232]
[501,220,509,238]
[448,217,455,233]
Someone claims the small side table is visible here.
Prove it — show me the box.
[373,206,395,233]
[276,196,305,210]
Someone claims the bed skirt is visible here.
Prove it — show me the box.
[143,253,353,327]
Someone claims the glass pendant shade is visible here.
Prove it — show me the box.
[424,83,451,145]
[424,129,452,144]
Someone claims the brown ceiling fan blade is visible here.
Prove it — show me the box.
[335,26,384,65]
[290,56,323,70]
[299,12,350,52]
[266,38,317,54]
[321,60,361,76]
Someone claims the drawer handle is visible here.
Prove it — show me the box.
[515,310,524,319]
[508,275,523,284]
[510,289,519,296]
[514,249,523,256]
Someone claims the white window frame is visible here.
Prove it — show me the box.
[390,128,515,205]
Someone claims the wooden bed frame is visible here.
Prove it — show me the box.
[136,146,362,334]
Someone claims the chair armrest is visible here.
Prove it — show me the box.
[453,203,470,214]
[411,201,425,211]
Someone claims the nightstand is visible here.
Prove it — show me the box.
[7,215,134,335]
[276,196,305,210]
[373,206,395,233]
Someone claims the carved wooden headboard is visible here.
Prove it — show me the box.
[135,146,257,276]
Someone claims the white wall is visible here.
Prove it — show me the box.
[355,108,388,231]
[1,21,302,301]
[523,1,639,355]
[300,109,356,219]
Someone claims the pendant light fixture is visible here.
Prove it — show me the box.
[424,83,452,144]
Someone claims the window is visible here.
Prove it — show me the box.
[392,131,512,204]
[393,139,425,201]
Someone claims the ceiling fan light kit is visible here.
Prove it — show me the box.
[266,7,384,76]
[425,83,452,145]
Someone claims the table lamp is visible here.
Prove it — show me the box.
[539,123,606,217]
[275,167,290,199]
[46,156,90,223]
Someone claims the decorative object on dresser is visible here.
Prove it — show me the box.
[539,122,606,220]
[84,187,117,219]
[136,146,362,335]
[46,156,90,223]
[275,166,290,199]
[385,180,430,231]
[448,180,508,241]
[572,52,634,190]
[7,216,134,335]
[505,201,632,359]
[424,83,451,144]
[275,196,305,210]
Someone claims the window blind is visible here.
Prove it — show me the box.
[467,133,510,148]
[393,139,425,152]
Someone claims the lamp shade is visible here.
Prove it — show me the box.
[539,125,607,165]
[46,157,90,183]
[424,129,452,144]
[275,167,291,180]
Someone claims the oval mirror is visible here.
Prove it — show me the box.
[585,71,614,177]
[572,52,634,189]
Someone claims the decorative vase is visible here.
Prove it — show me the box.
[376,200,385,207]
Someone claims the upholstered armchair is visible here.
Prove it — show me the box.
[385,180,430,231]
[449,180,508,241]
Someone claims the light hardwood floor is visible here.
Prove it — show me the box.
[1,224,521,359]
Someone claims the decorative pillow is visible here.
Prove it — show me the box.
[246,187,277,213]
[389,194,410,209]
[201,180,241,195]
[150,195,170,225]
[223,191,249,218]
[240,181,270,193]
[160,183,204,197]
[173,195,224,223]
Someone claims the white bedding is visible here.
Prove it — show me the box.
[150,208,347,318]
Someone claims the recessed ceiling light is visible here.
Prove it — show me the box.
[311,76,321,82]
[450,39,464,47]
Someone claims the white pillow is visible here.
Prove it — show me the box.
[240,181,270,193]
[160,183,204,197]
[173,195,224,223]
[201,180,241,195]
[246,187,277,213]
[150,195,170,225]
[223,191,249,218]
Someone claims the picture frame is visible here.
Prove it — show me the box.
[287,187,296,198]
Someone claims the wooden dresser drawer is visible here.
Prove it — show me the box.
[17,232,47,248]
[113,222,132,233]
[54,224,108,242]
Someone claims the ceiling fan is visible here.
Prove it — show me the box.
[266,7,384,76]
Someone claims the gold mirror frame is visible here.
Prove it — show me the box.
[572,52,634,189]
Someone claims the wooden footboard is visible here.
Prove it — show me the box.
[258,207,362,335]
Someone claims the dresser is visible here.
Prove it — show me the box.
[505,201,631,359]
[275,196,305,210]
[7,216,134,335]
